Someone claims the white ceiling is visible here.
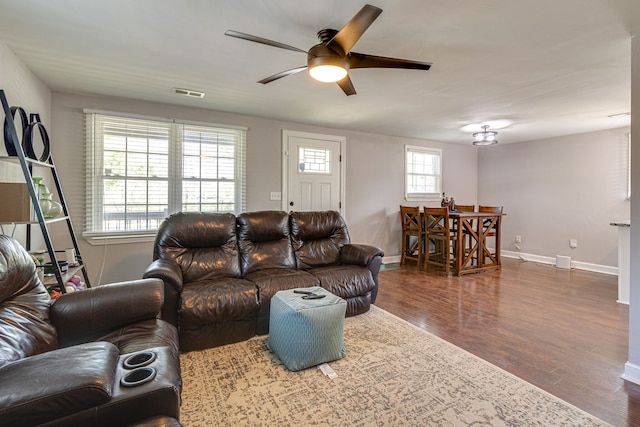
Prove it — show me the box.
[0,0,637,144]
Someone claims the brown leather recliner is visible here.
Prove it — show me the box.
[144,210,384,351]
[0,235,182,427]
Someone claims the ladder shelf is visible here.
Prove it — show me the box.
[0,89,91,294]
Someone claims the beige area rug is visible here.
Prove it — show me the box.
[179,306,611,427]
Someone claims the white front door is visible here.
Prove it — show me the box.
[282,130,345,213]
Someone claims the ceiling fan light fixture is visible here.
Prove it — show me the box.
[472,125,498,146]
[308,50,349,83]
[309,64,348,82]
[225,4,431,95]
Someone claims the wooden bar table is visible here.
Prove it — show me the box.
[449,211,505,275]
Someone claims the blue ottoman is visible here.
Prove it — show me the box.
[268,286,347,371]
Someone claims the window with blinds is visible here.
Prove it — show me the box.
[405,145,442,200]
[84,112,246,240]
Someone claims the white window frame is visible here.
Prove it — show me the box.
[83,110,246,245]
[404,145,442,201]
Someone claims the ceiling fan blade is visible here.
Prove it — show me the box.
[336,74,356,96]
[225,30,307,54]
[349,52,432,70]
[327,4,382,56]
[258,66,308,84]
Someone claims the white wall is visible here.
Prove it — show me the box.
[478,127,630,268]
[50,91,478,284]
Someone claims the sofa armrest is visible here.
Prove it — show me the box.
[340,244,384,304]
[143,259,184,327]
[0,342,119,426]
[143,259,184,293]
[51,279,164,348]
[339,244,384,267]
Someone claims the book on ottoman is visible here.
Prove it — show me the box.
[268,286,347,371]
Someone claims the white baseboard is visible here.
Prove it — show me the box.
[382,255,401,265]
[383,251,617,277]
[622,361,640,385]
[501,250,617,276]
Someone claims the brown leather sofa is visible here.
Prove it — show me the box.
[0,235,182,427]
[144,210,384,351]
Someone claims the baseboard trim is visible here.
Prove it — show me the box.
[382,255,401,265]
[501,250,617,276]
[384,252,617,276]
[622,361,640,385]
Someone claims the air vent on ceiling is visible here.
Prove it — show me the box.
[173,88,205,98]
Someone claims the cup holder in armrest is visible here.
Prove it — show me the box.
[123,351,157,369]
[120,367,157,387]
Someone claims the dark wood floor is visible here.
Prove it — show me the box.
[374,258,640,427]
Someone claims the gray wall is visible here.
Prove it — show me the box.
[0,39,629,287]
[0,42,51,246]
[50,91,477,284]
[478,127,630,268]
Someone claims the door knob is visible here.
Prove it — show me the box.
[289,201,294,206]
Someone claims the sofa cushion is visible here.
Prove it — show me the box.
[153,212,241,282]
[307,265,374,299]
[245,268,319,334]
[289,210,350,269]
[180,278,259,325]
[237,211,296,274]
[0,235,57,368]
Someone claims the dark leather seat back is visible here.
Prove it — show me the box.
[153,212,241,282]
[0,235,57,368]
[290,210,350,269]
[237,211,295,275]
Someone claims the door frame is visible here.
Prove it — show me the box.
[281,129,346,215]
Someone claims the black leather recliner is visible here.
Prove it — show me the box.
[0,235,182,427]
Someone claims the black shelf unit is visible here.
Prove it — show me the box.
[1,89,90,292]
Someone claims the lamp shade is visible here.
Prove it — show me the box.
[307,46,349,83]
[309,65,348,83]
[472,125,498,146]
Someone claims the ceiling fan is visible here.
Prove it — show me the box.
[225,4,432,96]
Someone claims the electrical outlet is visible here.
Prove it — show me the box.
[569,239,577,249]
[515,235,522,243]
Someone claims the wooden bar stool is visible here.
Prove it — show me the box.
[423,207,455,274]
[454,204,475,262]
[454,204,475,212]
[399,205,425,268]
[478,205,503,265]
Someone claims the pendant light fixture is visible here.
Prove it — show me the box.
[472,125,498,146]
